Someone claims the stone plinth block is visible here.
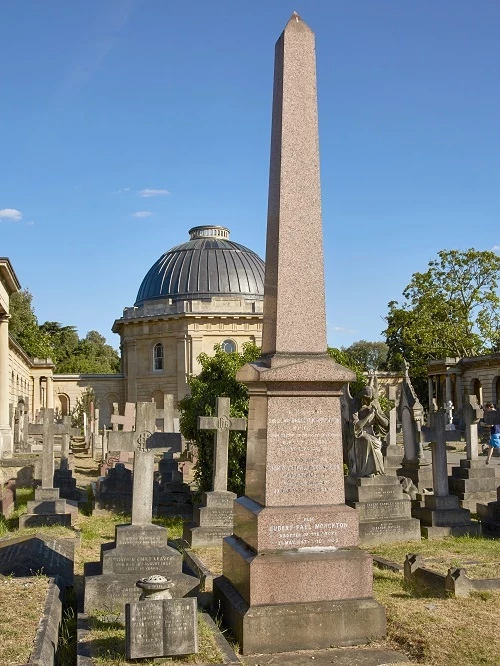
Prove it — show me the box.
[345,476,405,503]
[421,524,481,539]
[18,512,72,528]
[182,490,236,547]
[222,536,373,606]
[358,518,421,545]
[213,575,386,655]
[233,496,358,551]
[396,465,434,492]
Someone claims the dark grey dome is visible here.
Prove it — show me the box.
[135,226,265,305]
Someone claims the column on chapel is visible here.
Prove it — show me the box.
[0,314,10,429]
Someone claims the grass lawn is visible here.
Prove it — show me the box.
[367,535,500,578]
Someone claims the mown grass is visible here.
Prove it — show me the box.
[367,534,500,578]
[84,612,222,665]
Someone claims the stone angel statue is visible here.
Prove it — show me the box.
[343,373,389,477]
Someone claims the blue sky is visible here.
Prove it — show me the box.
[1,1,499,351]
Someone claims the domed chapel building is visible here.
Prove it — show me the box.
[0,225,265,449]
[111,225,264,406]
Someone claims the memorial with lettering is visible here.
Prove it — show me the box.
[213,14,385,654]
[84,402,199,612]
[0,533,74,586]
[183,396,246,546]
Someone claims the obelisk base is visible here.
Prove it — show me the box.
[213,576,385,655]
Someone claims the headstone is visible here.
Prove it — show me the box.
[0,533,74,586]
[126,597,198,660]
[383,386,403,474]
[0,479,15,518]
[19,408,72,528]
[413,411,480,538]
[84,402,198,613]
[53,416,80,501]
[183,397,246,545]
[156,395,192,519]
[111,402,136,432]
[448,396,499,511]
[397,368,433,492]
[213,14,385,655]
[94,463,134,513]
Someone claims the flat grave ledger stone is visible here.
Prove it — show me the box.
[345,475,420,545]
[19,408,72,528]
[213,14,385,655]
[183,397,246,546]
[126,597,198,660]
[0,533,74,586]
[84,402,199,612]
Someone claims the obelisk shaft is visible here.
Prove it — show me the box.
[262,13,327,356]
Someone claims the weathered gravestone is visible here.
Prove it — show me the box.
[53,416,80,501]
[94,462,134,513]
[397,367,433,492]
[0,479,15,518]
[213,14,385,655]
[84,402,198,613]
[183,397,246,545]
[19,408,72,528]
[384,385,404,474]
[448,396,500,511]
[413,410,480,538]
[125,576,198,660]
[155,395,192,519]
[0,533,74,586]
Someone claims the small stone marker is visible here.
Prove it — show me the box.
[126,594,198,660]
[183,396,247,546]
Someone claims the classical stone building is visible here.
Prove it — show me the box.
[428,355,500,413]
[0,226,264,449]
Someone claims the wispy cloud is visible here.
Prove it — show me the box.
[139,188,170,198]
[492,245,500,252]
[133,211,153,218]
[0,208,23,222]
[331,325,355,333]
[111,187,130,195]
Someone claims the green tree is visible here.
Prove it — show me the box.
[71,386,97,429]
[384,248,500,400]
[57,330,120,374]
[39,321,79,369]
[342,340,389,371]
[9,289,53,359]
[327,347,367,395]
[179,342,261,497]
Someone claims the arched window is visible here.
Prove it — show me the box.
[153,343,164,371]
[221,339,237,353]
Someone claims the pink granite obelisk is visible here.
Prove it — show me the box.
[213,13,385,655]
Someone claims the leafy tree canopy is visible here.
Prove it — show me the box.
[179,342,261,497]
[384,248,500,399]
[341,340,389,372]
[9,289,120,373]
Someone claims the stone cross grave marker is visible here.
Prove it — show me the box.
[107,402,182,525]
[154,393,175,432]
[111,402,136,432]
[28,409,72,488]
[464,395,483,460]
[198,397,247,492]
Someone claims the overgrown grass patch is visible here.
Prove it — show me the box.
[374,568,500,665]
[0,575,49,666]
[84,612,222,665]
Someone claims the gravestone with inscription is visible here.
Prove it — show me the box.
[53,416,80,501]
[183,397,246,545]
[84,402,198,613]
[94,462,134,513]
[448,396,500,511]
[126,589,198,659]
[0,533,74,586]
[19,408,72,528]
[213,14,385,655]
[413,411,480,538]
[345,474,420,545]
